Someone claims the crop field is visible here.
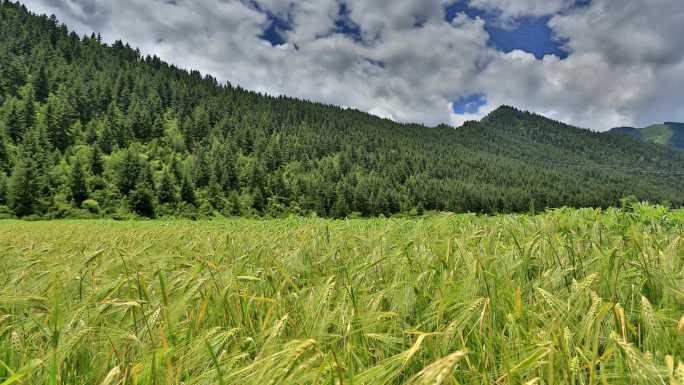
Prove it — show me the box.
[0,205,682,385]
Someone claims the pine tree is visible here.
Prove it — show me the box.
[333,181,351,217]
[90,146,104,175]
[138,160,155,187]
[15,126,51,200]
[127,95,152,141]
[221,144,238,191]
[252,186,265,213]
[7,157,38,217]
[43,85,78,151]
[170,156,184,181]
[227,190,241,215]
[70,156,88,206]
[32,65,49,102]
[0,86,35,144]
[180,174,196,205]
[195,150,211,188]
[84,121,99,145]
[0,54,25,96]
[129,181,156,217]
[0,134,8,173]
[157,167,176,204]
[0,97,23,142]
[207,169,222,209]
[0,171,7,205]
[18,84,35,135]
[129,164,156,217]
[97,118,115,154]
[106,101,129,147]
[189,104,210,144]
[117,149,140,195]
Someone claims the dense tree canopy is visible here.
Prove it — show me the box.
[1,1,684,219]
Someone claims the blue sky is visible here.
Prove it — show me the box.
[452,94,488,115]
[18,0,684,130]
[442,2,570,115]
[444,2,568,59]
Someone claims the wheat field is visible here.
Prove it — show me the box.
[0,205,682,384]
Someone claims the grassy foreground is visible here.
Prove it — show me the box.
[0,206,683,385]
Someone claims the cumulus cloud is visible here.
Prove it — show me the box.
[17,0,684,130]
[345,0,446,38]
[469,0,574,19]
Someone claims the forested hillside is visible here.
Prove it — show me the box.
[1,1,684,219]
[609,122,684,150]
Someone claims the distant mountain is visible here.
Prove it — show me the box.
[1,1,684,218]
[609,122,684,150]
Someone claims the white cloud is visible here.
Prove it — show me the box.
[346,0,445,38]
[17,0,684,130]
[469,0,574,18]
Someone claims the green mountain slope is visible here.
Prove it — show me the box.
[1,1,684,218]
[609,122,684,150]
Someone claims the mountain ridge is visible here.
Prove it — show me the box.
[609,122,684,150]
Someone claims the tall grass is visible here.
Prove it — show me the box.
[0,205,682,384]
